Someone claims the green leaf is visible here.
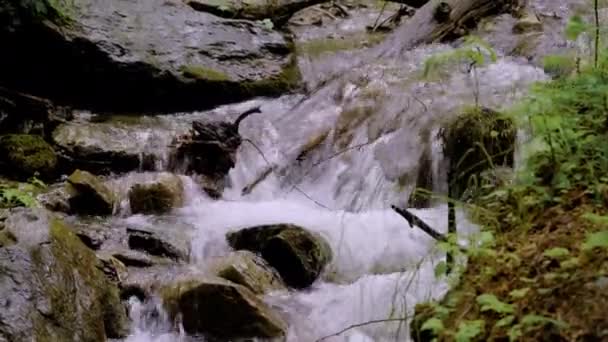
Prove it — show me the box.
[520,314,568,329]
[508,324,523,342]
[582,231,608,250]
[476,294,514,315]
[495,315,515,328]
[434,261,448,278]
[565,15,587,41]
[421,317,445,334]
[543,247,570,259]
[455,320,485,342]
[509,287,530,300]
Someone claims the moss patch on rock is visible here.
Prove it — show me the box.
[0,210,127,341]
[0,134,57,180]
[128,173,184,215]
[440,106,515,200]
[179,65,231,81]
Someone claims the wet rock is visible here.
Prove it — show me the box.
[0,209,129,340]
[170,119,242,194]
[0,86,71,135]
[161,276,287,338]
[0,134,57,180]
[227,224,333,288]
[38,184,71,213]
[52,120,157,175]
[97,253,129,284]
[513,10,543,34]
[128,173,184,215]
[210,250,286,294]
[127,227,189,261]
[0,0,299,113]
[65,170,115,216]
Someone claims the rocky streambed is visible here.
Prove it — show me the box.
[0,0,591,341]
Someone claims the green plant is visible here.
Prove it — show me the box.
[0,177,46,208]
[423,36,497,107]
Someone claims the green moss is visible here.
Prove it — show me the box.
[0,134,57,180]
[296,33,386,58]
[241,56,302,96]
[440,106,515,199]
[179,65,232,81]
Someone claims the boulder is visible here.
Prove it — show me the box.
[52,120,159,175]
[0,0,299,113]
[65,170,115,215]
[127,227,189,261]
[128,173,184,215]
[0,134,57,180]
[210,250,286,294]
[161,276,287,338]
[0,209,129,340]
[227,224,333,288]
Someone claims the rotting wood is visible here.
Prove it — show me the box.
[377,0,521,57]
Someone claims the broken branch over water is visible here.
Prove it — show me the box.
[391,205,447,242]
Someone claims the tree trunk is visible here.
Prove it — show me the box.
[378,0,519,57]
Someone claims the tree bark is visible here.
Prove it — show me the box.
[377,0,519,57]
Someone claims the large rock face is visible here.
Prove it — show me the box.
[0,209,129,341]
[161,276,287,339]
[227,224,333,289]
[0,0,299,113]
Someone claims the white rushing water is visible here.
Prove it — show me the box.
[106,0,592,340]
[120,175,477,342]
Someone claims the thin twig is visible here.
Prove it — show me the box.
[315,317,410,342]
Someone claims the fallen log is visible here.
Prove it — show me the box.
[377,0,520,57]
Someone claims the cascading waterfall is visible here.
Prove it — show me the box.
[83,0,589,340]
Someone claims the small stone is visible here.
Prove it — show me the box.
[127,227,188,261]
[210,251,286,294]
[128,173,184,215]
[513,11,543,34]
[66,170,115,216]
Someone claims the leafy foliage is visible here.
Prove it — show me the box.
[476,294,514,315]
[455,320,485,342]
[0,177,46,208]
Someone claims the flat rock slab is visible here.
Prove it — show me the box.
[1,0,299,113]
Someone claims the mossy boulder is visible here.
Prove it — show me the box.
[65,170,115,216]
[0,134,57,180]
[210,250,286,294]
[0,209,129,341]
[128,173,184,215]
[227,224,333,289]
[441,107,515,200]
[161,276,287,339]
